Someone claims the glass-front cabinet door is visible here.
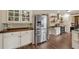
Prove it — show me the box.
[7,10,31,23]
[21,10,30,23]
[8,10,20,23]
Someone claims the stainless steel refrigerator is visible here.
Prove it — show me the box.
[34,15,48,45]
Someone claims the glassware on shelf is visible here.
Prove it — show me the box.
[26,12,29,16]
[22,18,26,21]
[8,10,30,22]
[8,12,13,16]
[8,17,13,21]
[22,14,25,17]
[8,10,20,22]
[15,13,19,16]
[27,18,29,21]
[21,11,30,21]
[15,17,19,21]
[22,18,29,21]
[22,10,27,14]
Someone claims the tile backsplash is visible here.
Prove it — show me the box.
[0,23,33,30]
[7,23,32,28]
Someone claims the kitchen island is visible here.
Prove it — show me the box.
[49,26,61,35]
[0,28,34,49]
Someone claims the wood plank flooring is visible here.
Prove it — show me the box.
[19,33,72,49]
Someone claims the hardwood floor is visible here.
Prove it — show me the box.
[19,33,72,49]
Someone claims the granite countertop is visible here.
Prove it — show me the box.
[0,28,34,33]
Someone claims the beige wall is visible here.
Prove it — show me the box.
[63,14,74,32]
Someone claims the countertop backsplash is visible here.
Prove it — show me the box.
[7,23,28,28]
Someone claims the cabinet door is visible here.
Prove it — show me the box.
[7,10,21,23]
[0,34,2,49]
[32,30,34,44]
[72,40,79,49]
[3,32,20,49]
[72,31,78,41]
[21,31,32,46]
[29,30,34,43]
[55,27,60,35]
[20,10,32,23]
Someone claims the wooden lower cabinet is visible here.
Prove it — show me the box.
[3,32,20,49]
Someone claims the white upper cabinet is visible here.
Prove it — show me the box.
[20,10,32,23]
[0,10,33,23]
[7,10,21,23]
